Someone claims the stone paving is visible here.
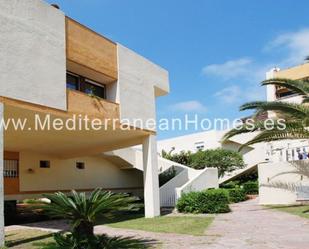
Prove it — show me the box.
[205,199,309,249]
[5,198,309,249]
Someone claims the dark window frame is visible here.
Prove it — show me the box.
[66,71,106,99]
[76,162,85,170]
[40,160,50,168]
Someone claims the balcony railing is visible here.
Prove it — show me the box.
[67,89,119,121]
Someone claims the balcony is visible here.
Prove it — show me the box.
[67,89,119,121]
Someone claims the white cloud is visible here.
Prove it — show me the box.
[202,58,252,80]
[169,100,207,113]
[214,85,265,104]
[202,28,309,106]
[214,86,241,104]
[266,29,309,66]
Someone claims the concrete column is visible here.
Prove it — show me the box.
[142,135,160,218]
[0,103,4,246]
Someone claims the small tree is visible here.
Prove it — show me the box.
[190,148,245,177]
[161,149,192,166]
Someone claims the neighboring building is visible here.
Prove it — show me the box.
[158,130,269,183]
[259,63,309,205]
[266,64,309,105]
[158,62,309,205]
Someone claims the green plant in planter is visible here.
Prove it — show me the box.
[43,189,149,249]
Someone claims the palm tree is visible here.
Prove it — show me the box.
[43,189,149,249]
[223,77,309,149]
[222,74,309,199]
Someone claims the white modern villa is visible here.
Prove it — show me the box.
[0,1,220,245]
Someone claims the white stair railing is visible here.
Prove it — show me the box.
[159,168,189,207]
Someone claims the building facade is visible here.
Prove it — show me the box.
[158,130,268,184]
[0,0,171,244]
[259,63,309,205]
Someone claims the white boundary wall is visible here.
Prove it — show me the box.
[259,161,309,205]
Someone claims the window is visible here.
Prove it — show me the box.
[85,80,106,99]
[66,72,106,99]
[66,73,79,90]
[40,160,50,168]
[76,162,85,170]
[195,142,205,151]
[4,160,18,178]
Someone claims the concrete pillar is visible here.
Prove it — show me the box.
[142,135,160,218]
[0,103,4,246]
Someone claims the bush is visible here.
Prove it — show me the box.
[227,188,248,203]
[220,181,240,189]
[176,189,230,214]
[161,150,192,166]
[190,148,245,177]
[243,181,259,194]
[159,166,177,187]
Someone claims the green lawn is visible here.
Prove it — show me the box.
[4,229,57,249]
[268,205,309,219]
[4,214,214,248]
[104,215,214,236]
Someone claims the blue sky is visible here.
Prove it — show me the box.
[47,0,309,139]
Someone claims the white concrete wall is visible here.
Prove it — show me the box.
[266,68,278,102]
[259,161,309,205]
[266,68,303,104]
[116,44,169,131]
[0,0,66,110]
[18,151,143,193]
[142,135,160,217]
[158,130,225,154]
[176,168,219,197]
[158,130,268,166]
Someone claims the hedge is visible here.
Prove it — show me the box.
[227,188,248,203]
[176,189,230,214]
[243,181,259,194]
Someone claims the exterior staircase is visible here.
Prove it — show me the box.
[219,145,268,184]
[103,148,218,207]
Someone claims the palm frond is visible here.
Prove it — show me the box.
[262,78,309,98]
[240,101,309,119]
[236,125,309,151]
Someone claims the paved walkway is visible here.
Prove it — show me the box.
[205,199,309,249]
[6,199,309,249]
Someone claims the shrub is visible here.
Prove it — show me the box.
[176,192,200,213]
[43,189,147,249]
[190,148,245,177]
[176,189,230,214]
[243,181,259,194]
[220,181,240,189]
[161,150,193,166]
[227,188,248,203]
[159,166,177,187]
